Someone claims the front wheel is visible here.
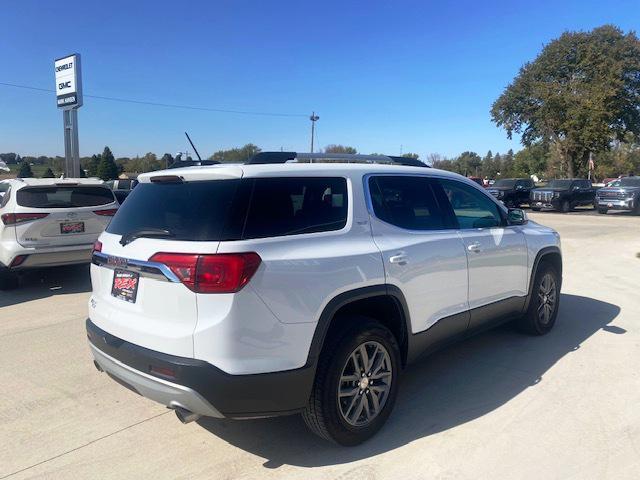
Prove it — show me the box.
[597,207,608,215]
[516,262,560,335]
[560,200,571,213]
[302,318,400,445]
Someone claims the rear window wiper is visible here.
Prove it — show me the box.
[119,228,174,246]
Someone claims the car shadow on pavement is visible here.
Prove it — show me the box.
[198,293,621,468]
[0,264,92,308]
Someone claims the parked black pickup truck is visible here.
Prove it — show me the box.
[530,179,596,213]
[595,176,640,214]
[486,178,534,207]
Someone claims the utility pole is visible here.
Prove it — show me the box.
[309,112,319,153]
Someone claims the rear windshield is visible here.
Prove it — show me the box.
[107,180,241,241]
[16,186,115,208]
[547,180,572,190]
[493,179,517,188]
[106,177,348,241]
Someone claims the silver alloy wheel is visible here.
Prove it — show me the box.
[537,273,557,325]
[337,341,393,427]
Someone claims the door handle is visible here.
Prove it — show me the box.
[467,242,482,253]
[389,254,408,266]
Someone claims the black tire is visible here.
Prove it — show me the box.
[531,207,541,212]
[560,200,571,213]
[597,207,608,215]
[302,317,401,446]
[633,200,640,216]
[0,269,19,290]
[516,262,560,335]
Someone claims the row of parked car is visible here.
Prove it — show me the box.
[0,172,638,289]
[481,176,640,214]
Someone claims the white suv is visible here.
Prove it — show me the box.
[0,178,118,289]
[87,153,562,445]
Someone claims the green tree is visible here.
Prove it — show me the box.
[17,161,33,178]
[457,151,482,176]
[86,154,101,176]
[161,153,174,168]
[513,143,549,178]
[96,146,119,181]
[401,153,420,160]
[209,144,261,163]
[324,145,357,154]
[491,25,640,178]
[41,167,55,178]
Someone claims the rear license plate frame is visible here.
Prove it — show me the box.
[60,221,85,234]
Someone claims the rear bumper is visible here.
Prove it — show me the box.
[86,319,315,419]
[1,244,92,269]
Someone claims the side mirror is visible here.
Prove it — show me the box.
[507,208,527,225]
[572,185,580,191]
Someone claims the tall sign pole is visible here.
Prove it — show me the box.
[54,54,83,177]
[309,112,319,153]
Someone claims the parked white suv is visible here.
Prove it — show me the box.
[87,153,562,445]
[0,178,118,289]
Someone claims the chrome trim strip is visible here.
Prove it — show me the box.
[92,252,181,283]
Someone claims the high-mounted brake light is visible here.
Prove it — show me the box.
[149,252,261,293]
[1,213,49,225]
[94,208,118,216]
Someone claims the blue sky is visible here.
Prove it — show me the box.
[1,0,639,160]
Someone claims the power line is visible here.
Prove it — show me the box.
[0,81,308,118]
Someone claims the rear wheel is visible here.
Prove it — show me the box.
[302,317,400,445]
[516,262,560,335]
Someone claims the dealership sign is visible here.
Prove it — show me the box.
[54,54,83,109]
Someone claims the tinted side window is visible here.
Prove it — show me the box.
[242,177,347,239]
[369,176,446,230]
[439,179,503,229]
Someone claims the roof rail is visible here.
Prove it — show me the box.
[246,152,428,168]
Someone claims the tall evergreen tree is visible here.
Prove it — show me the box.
[42,167,55,178]
[96,146,119,181]
[17,161,33,178]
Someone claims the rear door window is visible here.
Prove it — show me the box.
[16,186,115,208]
[369,176,447,230]
[242,177,348,239]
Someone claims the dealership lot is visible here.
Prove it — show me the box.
[1,211,639,480]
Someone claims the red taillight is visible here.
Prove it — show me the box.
[1,213,49,225]
[92,240,102,254]
[149,252,261,293]
[94,208,118,216]
[9,255,28,267]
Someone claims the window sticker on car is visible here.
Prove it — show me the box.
[111,270,139,303]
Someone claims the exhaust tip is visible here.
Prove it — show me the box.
[174,407,201,424]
